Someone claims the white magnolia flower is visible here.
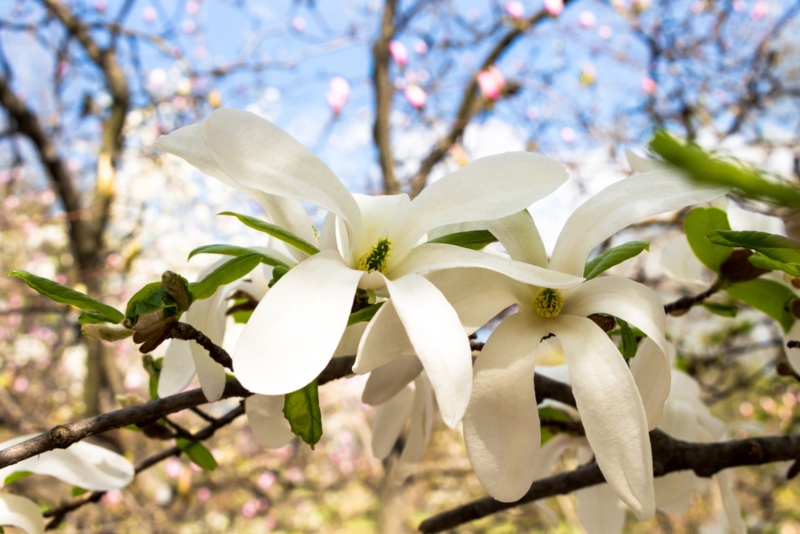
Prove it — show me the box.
[156,108,583,427]
[419,161,726,518]
[0,436,134,534]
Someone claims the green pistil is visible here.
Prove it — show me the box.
[533,288,564,318]
[358,238,392,273]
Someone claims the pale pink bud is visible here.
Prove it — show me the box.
[544,0,564,16]
[578,10,596,28]
[413,39,428,56]
[142,5,157,22]
[185,0,200,15]
[598,24,613,39]
[325,77,350,116]
[641,77,657,95]
[181,19,196,35]
[751,1,768,19]
[94,0,106,11]
[292,16,307,31]
[389,40,408,67]
[404,84,426,109]
[505,1,525,20]
[733,0,746,12]
[560,126,575,142]
[477,66,506,100]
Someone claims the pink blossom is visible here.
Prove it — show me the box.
[242,500,259,518]
[257,470,276,491]
[413,39,428,56]
[185,0,200,15]
[560,126,575,142]
[477,66,507,100]
[598,24,613,39]
[388,40,408,67]
[751,1,769,19]
[544,0,564,17]
[197,486,211,502]
[733,0,746,12]
[404,84,426,109]
[578,10,596,29]
[165,458,183,478]
[12,377,28,393]
[641,77,657,95]
[103,490,123,505]
[94,0,106,11]
[325,77,350,116]
[292,16,307,31]
[505,1,525,20]
[142,6,157,22]
[181,19,196,35]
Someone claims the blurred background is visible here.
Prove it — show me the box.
[0,0,799,532]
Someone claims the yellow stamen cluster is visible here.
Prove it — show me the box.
[533,288,564,318]
[358,238,392,273]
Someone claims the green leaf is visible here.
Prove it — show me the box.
[220,212,320,256]
[176,439,218,471]
[283,380,323,449]
[748,253,800,277]
[71,486,88,497]
[649,131,800,207]
[538,406,572,423]
[347,302,384,326]
[427,230,498,250]
[125,282,179,326]
[616,318,639,360]
[700,301,738,318]
[583,241,650,280]
[78,311,114,325]
[4,471,32,485]
[707,230,800,272]
[190,254,262,301]
[684,207,732,272]
[188,244,290,269]
[726,279,796,332]
[9,270,124,323]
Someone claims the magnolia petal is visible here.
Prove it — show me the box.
[354,300,417,374]
[362,355,424,406]
[550,169,727,276]
[186,271,229,401]
[531,434,573,481]
[371,384,415,459]
[661,236,710,292]
[391,243,583,289]
[625,148,671,173]
[427,221,484,240]
[463,312,546,502]
[0,436,134,491]
[251,193,317,250]
[630,338,671,430]
[396,153,568,253]
[576,484,627,534]
[395,376,436,481]
[203,108,361,231]
[158,339,196,398]
[154,122,234,185]
[482,210,548,267]
[784,320,800,375]
[0,493,44,534]
[562,276,667,354]
[245,395,295,449]
[654,471,695,515]
[333,322,367,357]
[426,268,525,334]
[234,251,363,395]
[726,200,786,235]
[384,274,472,428]
[552,315,655,520]
[716,471,746,534]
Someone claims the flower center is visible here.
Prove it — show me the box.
[533,288,564,318]
[358,238,392,273]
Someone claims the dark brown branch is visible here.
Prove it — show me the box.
[419,429,800,533]
[663,280,724,315]
[168,322,234,370]
[371,0,400,194]
[44,403,246,529]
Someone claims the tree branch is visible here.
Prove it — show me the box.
[371,0,400,194]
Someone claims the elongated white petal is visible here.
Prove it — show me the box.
[0,493,44,534]
[158,339,196,398]
[625,149,671,173]
[203,108,361,231]
[576,484,627,534]
[552,315,655,520]
[654,471,695,515]
[0,436,134,491]
[186,270,229,401]
[384,274,472,428]
[333,322,367,357]
[550,170,728,276]
[245,395,295,449]
[661,236,710,292]
[463,312,546,502]
[354,301,417,374]
[530,434,573,481]
[716,471,746,534]
[562,276,667,354]
[392,243,583,289]
[482,210,548,267]
[396,153,568,253]
[425,268,525,334]
[234,251,363,395]
[427,221,484,240]
[362,355,424,405]
[371,384,415,459]
[629,338,671,430]
[726,200,786,235]
[396,376,435,481]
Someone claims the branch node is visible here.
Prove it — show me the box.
[49,425,74,448]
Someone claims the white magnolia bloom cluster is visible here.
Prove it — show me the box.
[155,108,726,521]
[0,437,134,534]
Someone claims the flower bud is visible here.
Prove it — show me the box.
[720,249,770,283]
